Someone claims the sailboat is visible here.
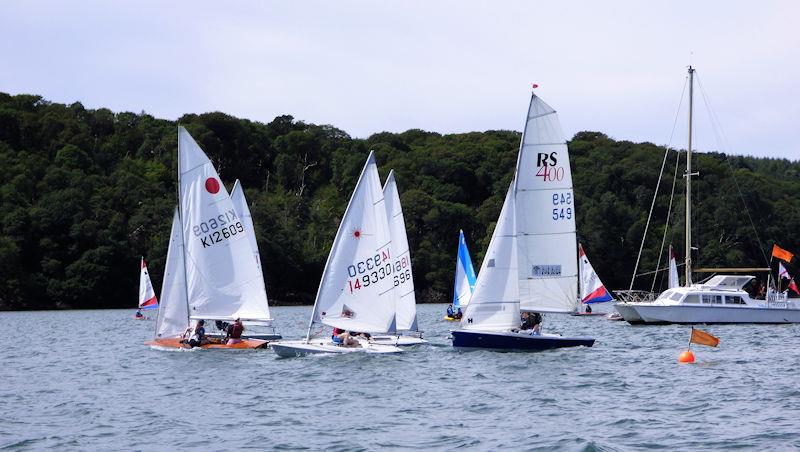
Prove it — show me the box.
[144,127,272,349]
[615,67,800,324]
[135,257,158,319]
[571,243,613,316]
[445,229,477,321]
[451,91,595,351]
[271,151,403,357]
[370,170,428,346]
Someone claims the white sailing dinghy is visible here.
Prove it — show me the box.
[145,127,271,349]
[446,229,477,321]
[271,151,403,357]
[136,257,159,319]
[451,91,595,351]
[370,170,427,346]
[572,243,613,316]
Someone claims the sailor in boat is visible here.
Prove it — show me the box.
[454,308,463,320]
[183,320,212,348]
[585,305,592,314]
[225,318,244,345]
[135,309,144,319]
[332,327,360,347]
[518,312,542,335]
[446,304,455,318]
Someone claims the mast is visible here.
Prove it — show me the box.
[685,66,694,285]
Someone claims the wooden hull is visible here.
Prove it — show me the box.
[144,338,268,349]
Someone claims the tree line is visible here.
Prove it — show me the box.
[1,92,798,310]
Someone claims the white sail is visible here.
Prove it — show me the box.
[230,180,272,322]
[515,94,578,313]
[668,244,680,289]
[178,126,270,321]
[138,258,158,310]
[579,243,613,304]
[461,182,520,331]
[383,170,417,331]
[155,207,189,339]
[310,151,396,333]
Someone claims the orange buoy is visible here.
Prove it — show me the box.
[678,349,695,363]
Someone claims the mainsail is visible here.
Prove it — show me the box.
[515,94,578,313]
[309,151,396,334]
[453,229,477,310]
[383,170,417,331]
[178,127,269,321]
[578,243,613,304]
[138,258,159,310]
[155,207,189,339]
[229,180,272,322]
[461,182,520,331]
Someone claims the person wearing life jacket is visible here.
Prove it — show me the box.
[226,318,244,345]
[185,319,209,348]
[135,309,144,319]
[585,305,592,314]
[446,304,455,317]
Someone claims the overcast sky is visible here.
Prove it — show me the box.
[2,1,798,158]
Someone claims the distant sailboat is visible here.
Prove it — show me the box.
[451,91,595,351]
[145,127,272,349]
[370,170,427,346]
[446,230,477,321]
[271,151,403,357]
[136,257,158,319]
[572,243,613,316]
[668,244,680,289]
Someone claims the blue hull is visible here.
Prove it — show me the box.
[451,330,595,351]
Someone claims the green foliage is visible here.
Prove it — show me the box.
[0,92,798,310]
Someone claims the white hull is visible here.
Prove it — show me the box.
[629,303,800,324]
[271,339,403,358]
[613,303,644,324]
[369,335,428,346]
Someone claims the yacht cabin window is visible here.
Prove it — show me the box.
[658,290,673,300]
[669,292,683,301]
[725,296,746,305]
[701,295,722,304]
[683,294,701,304]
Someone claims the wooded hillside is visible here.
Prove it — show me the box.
[1,92,798,310]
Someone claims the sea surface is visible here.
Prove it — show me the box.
[2,304,800,451]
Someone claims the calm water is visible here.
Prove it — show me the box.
[2,304,800,450]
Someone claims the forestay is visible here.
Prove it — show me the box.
[515,94,578,313]
[310,151,396,334]
[178,127,269,322]
[453,229,477,310]
[155,208,189,339]
[462,183,520,331]
[230,180,272,322]
[383,170,417,331]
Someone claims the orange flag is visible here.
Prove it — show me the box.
[772,244,794,263]
[690,327,719,347]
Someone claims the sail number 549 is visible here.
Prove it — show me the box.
[552,192,572,221]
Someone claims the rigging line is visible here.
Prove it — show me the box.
[629,75,689,290]
[651,149,682,292]
[695,73,770,266]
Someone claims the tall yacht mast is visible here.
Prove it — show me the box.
[685,66,694,285]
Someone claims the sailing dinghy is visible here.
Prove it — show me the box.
[136,257,158,319]
[571,243,613,316]
[451,91,595,351]
[369,170,427,346]
[145,127,272,349]
[445,229,477,321]
[271,151,403,357]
